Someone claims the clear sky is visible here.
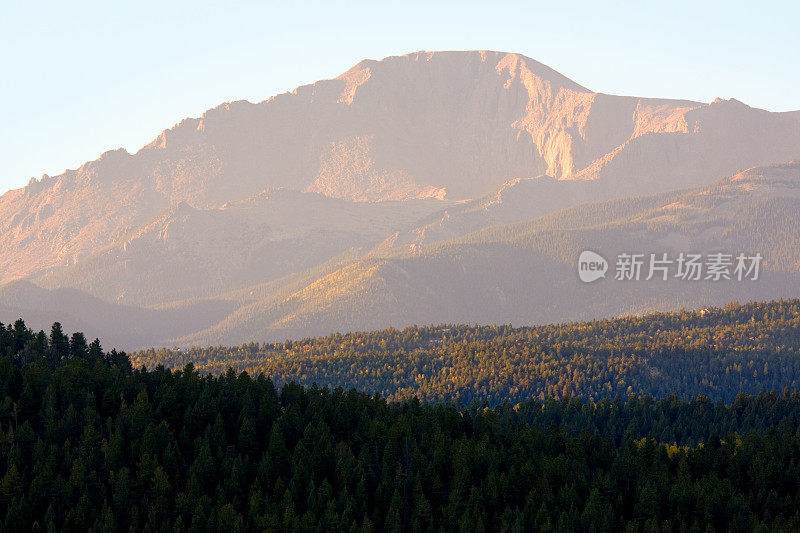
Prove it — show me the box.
[2,0,798,194]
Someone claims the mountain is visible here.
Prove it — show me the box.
[2,51,800,348]
[0,280,234,348]
[33,190,444,305]
[174,161,800,345]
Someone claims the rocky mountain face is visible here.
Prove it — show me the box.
[2,51,800,348]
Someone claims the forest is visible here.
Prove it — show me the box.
[137,299,800,405]
[4,316,800,530]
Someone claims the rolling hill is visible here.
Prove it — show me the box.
[172,162,800,345]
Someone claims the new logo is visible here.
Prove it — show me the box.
[578,251,608,283]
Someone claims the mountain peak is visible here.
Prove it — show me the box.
[338,50,590,94]
[711,97,748,107]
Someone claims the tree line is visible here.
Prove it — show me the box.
[136,299,800,405]
[3,318,800,530]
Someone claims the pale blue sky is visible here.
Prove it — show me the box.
[2,0,798,194]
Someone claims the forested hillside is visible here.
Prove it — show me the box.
[5,319,800,530]
[137,299,800,405]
